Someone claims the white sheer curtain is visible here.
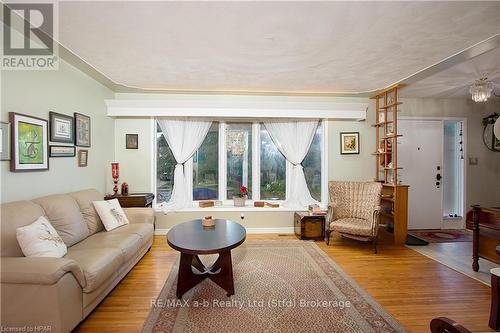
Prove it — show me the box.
[264,120,319,208]
[157,118,212,212]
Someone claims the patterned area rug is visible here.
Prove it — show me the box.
[409,229,472,243]
[142,240,407,333]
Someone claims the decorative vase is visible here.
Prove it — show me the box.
[111,163,119,195]
[121,182,128,196]
[233,196,246,207]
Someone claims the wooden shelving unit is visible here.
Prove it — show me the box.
[371,85,409,245]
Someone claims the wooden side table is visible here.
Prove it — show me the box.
[104,193,155,208]
[294,212,325,241]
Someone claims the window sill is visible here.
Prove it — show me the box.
[154,204,305,213]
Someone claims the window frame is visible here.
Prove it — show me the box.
[152,119,328,209]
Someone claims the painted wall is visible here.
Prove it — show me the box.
[113,118,153,193]
[327,114,376,182]
[0,59,114,203]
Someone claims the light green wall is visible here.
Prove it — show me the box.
[1,60,115,203]
[114,117,153,193]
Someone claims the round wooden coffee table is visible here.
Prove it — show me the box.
[167,219,246,298]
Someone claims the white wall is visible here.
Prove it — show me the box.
[0,60,115,203]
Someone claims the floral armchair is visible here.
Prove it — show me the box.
[326,181,382,253]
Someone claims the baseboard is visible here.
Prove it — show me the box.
[154,227,294,235]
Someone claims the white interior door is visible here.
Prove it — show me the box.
[398,120,443,230]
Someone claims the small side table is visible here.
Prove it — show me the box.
[104,193,155,208]
[294,212,325,241]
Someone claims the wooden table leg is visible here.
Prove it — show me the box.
[176,251,235,298]
[176,253,204,298]
[208,251,234,297]
[490,273,500,330]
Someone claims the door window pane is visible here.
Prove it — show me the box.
[193,123,219,200]
[226,123,252,199]
[260,125,286,200]
[303,123,322,201]
[156,123,176,203]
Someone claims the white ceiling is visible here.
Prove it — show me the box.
[57,1,500,94]
[401,46,500,98]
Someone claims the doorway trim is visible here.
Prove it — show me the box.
[399,116,467,229]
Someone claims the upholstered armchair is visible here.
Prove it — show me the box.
[326,181,382,253]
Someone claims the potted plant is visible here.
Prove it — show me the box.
[233,186,248,207]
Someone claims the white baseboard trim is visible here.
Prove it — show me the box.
[154,227,294,235]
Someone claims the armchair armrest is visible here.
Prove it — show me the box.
[371,208,381,237]
[326,203,337,225]
[1,257,86,288]
[123,207,155,225]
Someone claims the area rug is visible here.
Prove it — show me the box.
[408,229,472,243]
[142,240,407,333]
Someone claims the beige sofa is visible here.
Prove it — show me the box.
[0,189,155,332]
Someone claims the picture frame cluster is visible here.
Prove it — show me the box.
[6,111,91,172]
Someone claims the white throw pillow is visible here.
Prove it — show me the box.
[92,199,129,231]
[16,216,67,258]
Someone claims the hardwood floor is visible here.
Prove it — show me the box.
[74,231,492,333]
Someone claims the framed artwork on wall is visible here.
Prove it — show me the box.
[49,145,76,157]
[126,134,138,149]
[0,122,10,161]
[9,112,49,172]
[78,149,88,167]
[340,132,360,155]
[49,112,74,143]
[74,113,91,147]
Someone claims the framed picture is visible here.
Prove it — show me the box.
[9,112,49,171]
[78,149,88,167]
[74,113,91,147]
[126,134,138,149]
[49,145,76,157]
[340,132,360,155]
[0,122,10,161]
[49,112,74,143]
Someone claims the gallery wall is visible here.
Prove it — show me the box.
[0,59,114,203]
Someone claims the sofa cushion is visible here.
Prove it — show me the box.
[1,201,45,257]
[93,199,129,231]
[65,247,123,293]
[33,194,89,247]
[69,189,104,235]
[71,232,142,263]
[330,218,373,237]
[16,216,67,258]
[106,223,154,245]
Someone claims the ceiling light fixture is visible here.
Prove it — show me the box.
[469,78,494,102]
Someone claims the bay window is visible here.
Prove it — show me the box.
[155,120,325,207]
[226,123,252,199]
[193,123,219,200]
[156,123,175,203]
[260,125,286,200]
[303,124,322,201]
